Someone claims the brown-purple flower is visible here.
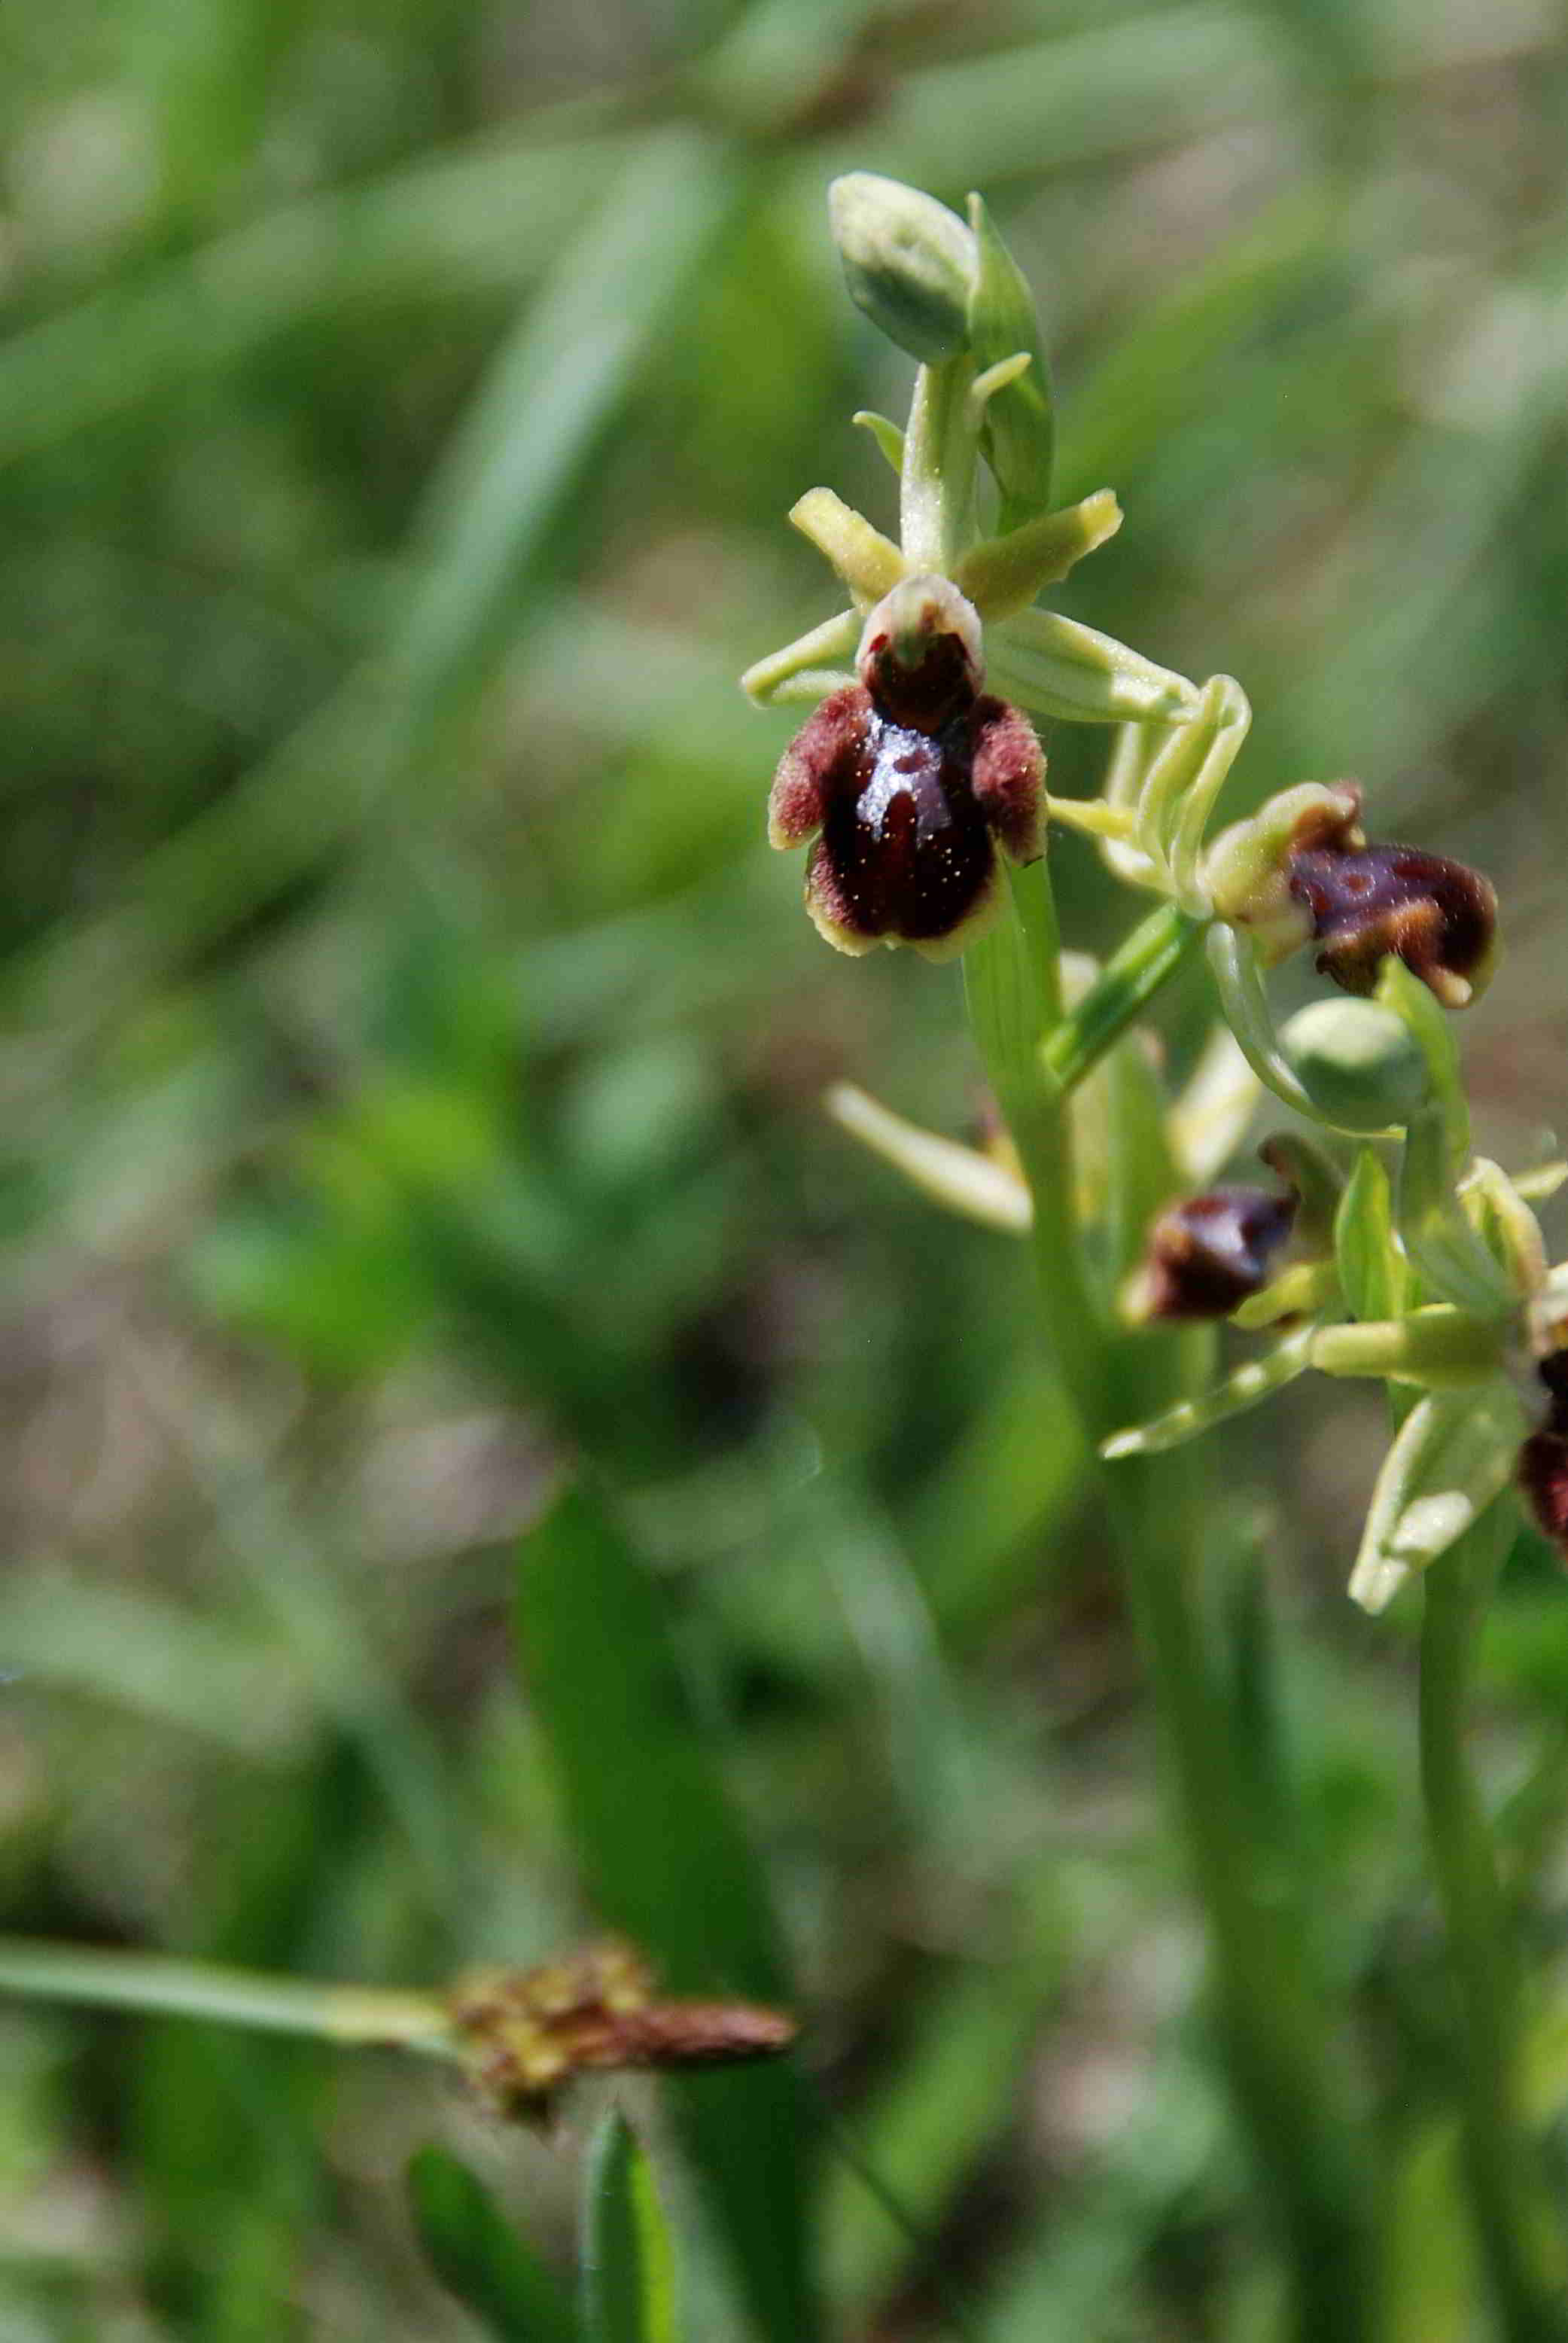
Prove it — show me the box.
[769,574,1045,960]
[1141,1183,1299,1321]
[1285,792,1497,1009]
[1207,782,1498,1010]
[1518,1350,1568,1562]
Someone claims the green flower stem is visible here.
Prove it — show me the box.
[966,870,1101,1415]
[0,1935,455,2056]
[900,356,976,575]
[965,882,1377,2343]
[1007,858,1064,1031]
[1103,1423,1379,2343]
[1041,900,1208,1095]
[1420,1512,1568,2343]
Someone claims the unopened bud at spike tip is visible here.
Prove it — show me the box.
[828,174,976,364]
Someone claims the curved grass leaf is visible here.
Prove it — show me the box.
[513,1484,817,2343]
[409,2147,582,2343]
[581,2114,677,2343]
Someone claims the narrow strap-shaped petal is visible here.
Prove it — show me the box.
[826,1083,1030,1233]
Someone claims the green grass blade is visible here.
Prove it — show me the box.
[581,2114,677,2343]
[513,1484,817,2343]
[1,129,735,1028]
[409,2146,583,2343]
[394,126,732,715]
[0,121,635,468]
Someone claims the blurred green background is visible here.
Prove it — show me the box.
[2,0,1567,2335]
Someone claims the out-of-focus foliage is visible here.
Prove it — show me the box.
[2,0,1566,2335]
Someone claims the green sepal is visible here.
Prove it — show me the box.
[952,489,1121,621]
[788,488,905,608]
[1347,1382,1527,1616]
[1335,1147,1408,1324]
[740,607,860,705]
[966,193,1055,526]
[988,607,1198,726]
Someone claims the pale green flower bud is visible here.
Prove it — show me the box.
[1280,998,1431,1132]
[828,174,976,364]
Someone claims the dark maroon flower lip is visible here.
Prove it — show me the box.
[1142,1184,1299,1321]
[1520,1349,1568,1561]
[768,577,1044,961]
[1284,824,1497,1010]
[859,620,977,731]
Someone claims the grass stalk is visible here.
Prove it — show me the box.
[1419,1511,1568,2342]
[0,1936,454,2056]
[964,876,1378,2343]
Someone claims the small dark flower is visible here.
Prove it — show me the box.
[1282,788,1497,1009]
[1208,783,1498,1009]
[449,1941,798,2124]
[769,574,1044,960]
[1519,1351,1568,1560]
[1142,1183,1298,1321]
